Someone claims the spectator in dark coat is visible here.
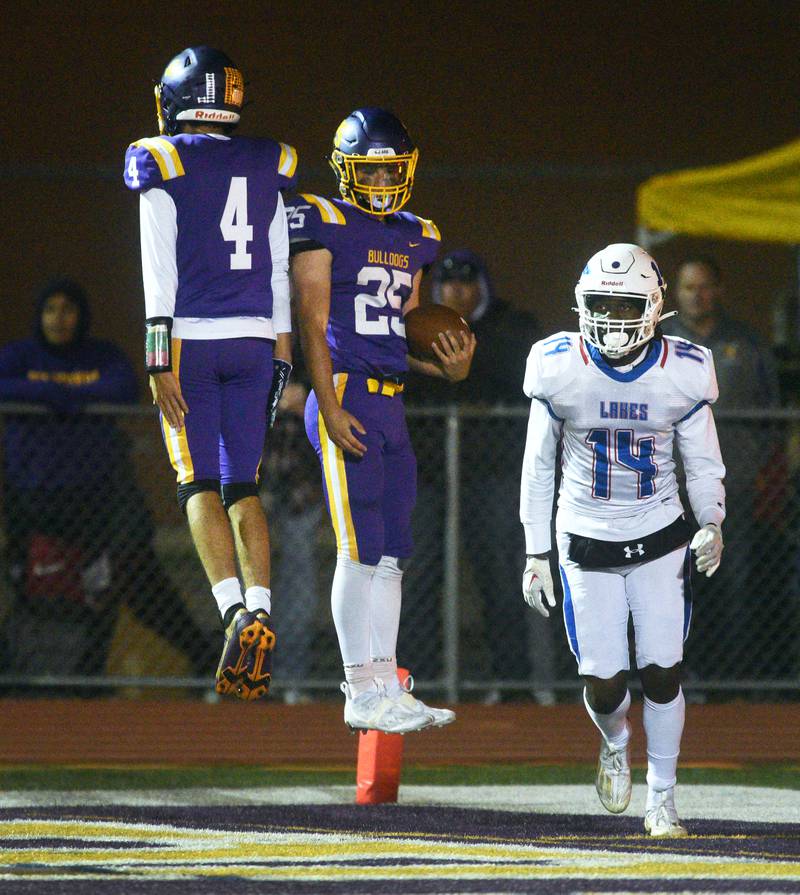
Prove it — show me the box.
[404,251,556,700]
[662,256,784,680]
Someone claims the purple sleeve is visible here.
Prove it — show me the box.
[0,341,138,412]
[0,342,73,409]
[69,343,139,404]
[124,139,166,192]
[285,194,335,252]
[423,237,440,269]
[275,142,299,192]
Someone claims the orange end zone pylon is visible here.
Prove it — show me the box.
[355,667,410,804]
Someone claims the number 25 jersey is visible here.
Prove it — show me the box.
[520,333,726,550]
[285,194,440,377]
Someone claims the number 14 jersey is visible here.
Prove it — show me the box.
[285,194,440,377]
[520,332,726,552]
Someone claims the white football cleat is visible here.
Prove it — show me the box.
[644,788,688,837]
[595,723,632,813]
[340,682,429,734]
[392,676,456,729]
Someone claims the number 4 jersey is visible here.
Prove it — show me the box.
[520,332,726,554]
[285,193,440,377]
[123,133,298,340]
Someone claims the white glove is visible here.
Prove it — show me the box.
[522,555,556,617]
[690,523,723,577]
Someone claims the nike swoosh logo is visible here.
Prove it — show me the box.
[409,242,420,247]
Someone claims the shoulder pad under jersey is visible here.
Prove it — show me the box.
[523,331,583,399]
[124,136,185,191]
[396,211,441,242]
[661,335,718,405]
[298,193,347,226]
[284,193,345,251]
[275,141,298,189]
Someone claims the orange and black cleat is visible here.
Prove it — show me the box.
[215,608,276,700]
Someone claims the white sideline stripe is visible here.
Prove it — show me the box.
[0,785,797,823]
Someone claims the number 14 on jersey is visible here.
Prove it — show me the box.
[586,428,657,500]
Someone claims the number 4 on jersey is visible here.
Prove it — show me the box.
[586,427,657,500]
[220,177,253,270]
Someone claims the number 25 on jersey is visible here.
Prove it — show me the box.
[354,265,412,337]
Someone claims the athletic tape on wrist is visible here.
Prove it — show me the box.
[145,316,173,373]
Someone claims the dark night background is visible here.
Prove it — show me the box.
[2,1,799,390]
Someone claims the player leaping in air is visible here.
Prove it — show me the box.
[124,47,297,701]
[519,244,725,836]
[287,108,475,733]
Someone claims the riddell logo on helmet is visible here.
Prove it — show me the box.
[194,110,237,121]
[601,280,624,286]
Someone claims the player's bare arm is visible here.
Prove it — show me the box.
[404,272,477,380]
[294,247,367,457]
[149,371,188,432]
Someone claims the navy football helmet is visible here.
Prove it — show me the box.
[329,108,418,216]
[155,46,244,136]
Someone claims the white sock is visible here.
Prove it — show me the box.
[212,577,244,620]
[583,687,631,749]
[244,586,271,614]
[644,687,685,799]
[369,556,404,694]
[331,555,376,691]
[344,663,376,697]
[372,658,401,696]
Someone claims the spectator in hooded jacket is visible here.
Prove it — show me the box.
[404,250,557,701]
[0,278,216,687]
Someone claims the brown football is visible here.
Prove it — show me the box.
[404,304,471,360]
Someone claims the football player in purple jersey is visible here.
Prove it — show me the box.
[124,46,299,701]
[287,108,476,733]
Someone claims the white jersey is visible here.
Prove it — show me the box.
[520,332,726,554]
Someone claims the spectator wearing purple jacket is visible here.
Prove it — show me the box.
[0,278,216,688]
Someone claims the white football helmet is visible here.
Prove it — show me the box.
[575,243,672,358]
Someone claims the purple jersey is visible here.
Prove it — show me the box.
[124,134,298,320]
[285,194,440,376]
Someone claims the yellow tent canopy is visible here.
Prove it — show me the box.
[637,139,800,245]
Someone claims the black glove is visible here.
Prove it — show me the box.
[267,358,293,429]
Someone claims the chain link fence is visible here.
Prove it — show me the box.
[0,404,798,700]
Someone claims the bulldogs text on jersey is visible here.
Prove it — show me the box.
[285,193,440,377]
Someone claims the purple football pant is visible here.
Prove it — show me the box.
[305,373,416,566]
[160,337,273,485]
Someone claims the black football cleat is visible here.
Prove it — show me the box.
[215,608,276,700]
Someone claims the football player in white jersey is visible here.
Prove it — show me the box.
[519,244,725,837]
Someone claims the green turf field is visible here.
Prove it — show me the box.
[1,762,798,790]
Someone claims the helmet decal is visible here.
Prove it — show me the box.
[155,46,244,136]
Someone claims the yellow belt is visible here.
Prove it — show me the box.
[366,378,405,397]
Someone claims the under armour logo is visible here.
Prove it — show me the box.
[623,543,645,558]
